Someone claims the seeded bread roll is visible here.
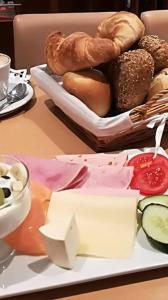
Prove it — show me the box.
[108,49,154,112]
[138,35,168,72]
[63,69,112,117]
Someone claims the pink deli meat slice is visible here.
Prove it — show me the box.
[56,153,128,168]
[13,154,88,191]
[76,166,134,189]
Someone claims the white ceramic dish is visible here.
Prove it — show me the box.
[0,147,167,299]
[0,81,34,116]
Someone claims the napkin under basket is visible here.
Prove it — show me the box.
[31,65,168,152]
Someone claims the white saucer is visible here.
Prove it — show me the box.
[0,81,34,116]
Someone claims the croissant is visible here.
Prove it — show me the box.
[45,31,121,75]
[97,11,145,52]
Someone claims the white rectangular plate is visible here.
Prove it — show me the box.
[0,147,168,298]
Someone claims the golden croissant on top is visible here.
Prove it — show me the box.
[45,31,120,75]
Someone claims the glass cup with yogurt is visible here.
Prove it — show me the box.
[0,155,31,263]
[0,53,11,101]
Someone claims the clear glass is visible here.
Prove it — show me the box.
[0,155,31,265]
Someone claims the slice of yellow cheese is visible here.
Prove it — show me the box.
[46,190,138,259]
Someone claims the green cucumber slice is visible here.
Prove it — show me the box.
[138,195,168,212]
[142,203,168,253]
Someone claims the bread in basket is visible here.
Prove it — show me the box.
[31,11,168,152]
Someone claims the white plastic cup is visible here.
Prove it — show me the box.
[0,53,11,101]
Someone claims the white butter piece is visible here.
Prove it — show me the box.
[47,191,138,259]
[39,214,79,269]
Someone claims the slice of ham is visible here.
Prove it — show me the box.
[56,152,128,168]
[13,154,88,191]
[12,153,134,192]
[76,166,134,189]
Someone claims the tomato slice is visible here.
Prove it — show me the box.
[127,153,168,172]
[130,164,168,195]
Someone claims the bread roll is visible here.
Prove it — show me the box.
[138,35,168,72]
[45,31,120,75]
[147,68,168,100]
[108,49,154,112]
[97,11,145,52]
[63,69,111,117]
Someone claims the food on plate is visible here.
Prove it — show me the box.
[56,152,128,168]
[141,203,168,253]
[4,181,51,255]
[13,153,88,191]
[147,68,168,101]
[4,150,168,261]
[46,191,138,259]
[77,165,133,189]
[0,158,31,239]
[108,49,154,112]
[127,152,168,172]
[127,152,168,195]
[130,164,168,195]
[39,214,79,269]
[45,31,120,75]
[138,35,168,72]
[138,195,168,212]
[0,188,4,205]
[63,69,111,117]
[97,11,145,52]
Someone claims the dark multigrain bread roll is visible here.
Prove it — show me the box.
[108,49,154,112]
[138,35,168,73]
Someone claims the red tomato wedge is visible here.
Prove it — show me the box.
[130,164,168,195]
[128,153,168,195]
[127,153,168,172]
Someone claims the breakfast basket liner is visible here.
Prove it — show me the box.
[31,65,168,152]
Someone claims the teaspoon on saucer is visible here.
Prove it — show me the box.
[0,83,27,111]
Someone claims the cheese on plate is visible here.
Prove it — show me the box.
[46,190,138,259]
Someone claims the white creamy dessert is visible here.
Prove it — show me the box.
[0,156,31,238]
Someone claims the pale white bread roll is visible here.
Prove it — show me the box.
[147,68,168,101]
[63,69,112,117]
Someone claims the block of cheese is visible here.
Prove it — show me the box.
[46,191,138,259]
[39,214,79,269]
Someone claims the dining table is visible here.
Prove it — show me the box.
[1,78,168,300]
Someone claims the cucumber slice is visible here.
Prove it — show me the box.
[138,195,168,212]
[142,204,168,253]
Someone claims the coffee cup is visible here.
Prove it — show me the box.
[0,53,11,101]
